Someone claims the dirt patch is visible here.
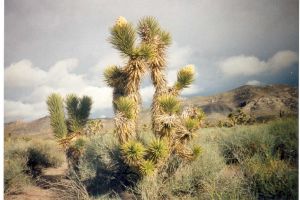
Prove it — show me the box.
[6,162,68,200]
[5,186,57,200]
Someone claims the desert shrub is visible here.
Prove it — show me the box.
[168,144,225,198]
[4,157,31,195]
[4,137,65,194]
[135,176,171,200]
[268,118,298,164]
[227,109,255,126]
[220,125,275,164]
[76,119,297,199]
[78,133,140,197]
[4,139,31,194]
[220,118,298,165]
[202,166,254,200]
[27,140,64,176]
[217,118,298,199]
[243,155,297,199]
[217,120,234,128]
[135,143,253,200]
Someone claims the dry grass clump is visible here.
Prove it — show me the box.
[47,174,90,200]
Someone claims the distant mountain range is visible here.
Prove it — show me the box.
[5,84,298,136]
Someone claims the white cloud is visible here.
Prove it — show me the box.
[79,86,113,111]
[268,50,298,72]
[140,86,155,104]
[165,42,195,85]
[167,69,178,86]
[167,42,193,69]
[218,50,298,76]
[23,85,54,103]
[5,60,47,88]
[4,58,114,122]
[182,84,203,96]
[88,53,124,86]
[245,80,263,86]
[5,100,46,122]
[47,58,87,89]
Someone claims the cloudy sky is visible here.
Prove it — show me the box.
[4,0,299,122]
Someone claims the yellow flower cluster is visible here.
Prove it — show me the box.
[115,16,128,27]
[182,64,195,74]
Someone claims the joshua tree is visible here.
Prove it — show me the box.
[104,17,153,143]
[47,93,92,171]
[104,17,204,176]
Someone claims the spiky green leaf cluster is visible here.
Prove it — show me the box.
[140,160,155,176]
[47,93,68,139]
[194,108,205,122]
[184,118,200,132]
[138,16,160,40]
[147,138,169,162]
[115,97,135,119]
[158,95,181,114]
[103,65,124,87]
[159,30,172,46]
[73,137,86,150]
[132,43,155,60]
[121,140,146,166]
[79,96,92,120]
[65,94,92,132]
[192,145,202,160]
[137,16,171,46]
[109,18,136,58]
[175,65,195,90]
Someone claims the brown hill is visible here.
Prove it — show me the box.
[4,84,298,136]
[5,116,52,136]
[187,84,298,122]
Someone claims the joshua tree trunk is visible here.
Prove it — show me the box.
[150,65,168,136]
[137,16,171,137]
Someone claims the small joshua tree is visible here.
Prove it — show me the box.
[228,109,254,126]
[104,16,204,177]
[47,93,92,171]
